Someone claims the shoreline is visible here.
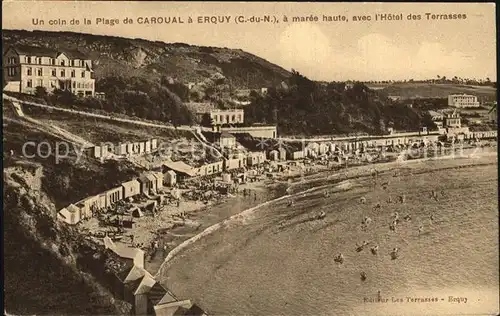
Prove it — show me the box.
[151,145,497,277]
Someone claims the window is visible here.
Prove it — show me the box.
[50,80,57,88]
[73,82,76,89]
[28,57,32,63]
[60,60,65,66]
[37,79,43,87]
[7,67,16,76]
[24,56,28,63]
[50,58,55,65]
[71,70,75,78]
[81,71,85,78]
[8,57,16,64]
[37,68,43,76]
[60,69,65,77]
[37,57,42,64]
[27,79,33,88]
[51,69,56,77]
[27,67,32,76]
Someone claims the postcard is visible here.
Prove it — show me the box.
[2,2,498,316]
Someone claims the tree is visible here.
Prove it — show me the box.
[200,113,214,127]
[34,86,48,100]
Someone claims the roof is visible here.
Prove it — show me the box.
[6,44,89,60]
[185,304,207,316]
[148,282,170,306]
[163,160,198,177]
[220,132,235,139]
[122,179,140,187]
[66,204,80,213]
[145,172,157,182]
[104,237,144,261]
[135,274,156,295]
[428,110,444,117]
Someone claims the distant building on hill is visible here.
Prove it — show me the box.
[444,110,461,128]
[448,94,480,108]
[3,44,95,97]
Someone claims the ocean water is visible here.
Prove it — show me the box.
[158,155,499,316]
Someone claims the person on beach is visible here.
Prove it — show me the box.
[404,214,412,222]
[360,271,367,281]
[334,253,344,264]
[371,245,379,255]
[430,213,435,225]
[389,222,397,232]
[390,248,399,260]
[393,212,400,222]
[418,225,424,235]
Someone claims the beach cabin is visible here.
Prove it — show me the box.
[151,139,158,151]
[145,140,152,153]
[152,172,164,192]
[57,204,81,225]
[277,147,287,161]
[198,161,224,176]
[105,186,124,207]
[138,173,157,196]
[164,170,177,187]
[247,151,266,166]
[290,150,305,160]
[268,150,279,161]
[122,179,141,199]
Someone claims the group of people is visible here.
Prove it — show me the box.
[332,171,442,282]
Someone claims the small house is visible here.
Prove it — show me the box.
[104,237,145,268]
[122,179,141,199]
[164,170,177,187]
[218,132,236,148]
[57,204,81,225]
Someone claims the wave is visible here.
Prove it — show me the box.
[155,148,496,278]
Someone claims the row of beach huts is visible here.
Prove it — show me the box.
[88,139,159,158]
[57,171,164,225]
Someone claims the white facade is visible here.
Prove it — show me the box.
[3,45,95,97]
[448,94,480,108]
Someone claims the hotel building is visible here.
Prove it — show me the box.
[3,45,95,97]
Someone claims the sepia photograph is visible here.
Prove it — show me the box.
[2,2,498,316]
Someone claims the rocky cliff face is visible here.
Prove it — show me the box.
[2,29,290,89]
[3,163,131,315]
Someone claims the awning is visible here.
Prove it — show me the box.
[162,160,198,177]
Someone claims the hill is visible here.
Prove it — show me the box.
[373,83,497,101]
[2,29,290,89]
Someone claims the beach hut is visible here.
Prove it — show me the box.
[277,147,287,161]
[57,204,81,225]
[269,150,279,161]
[222,173,232,183]
[122,179,141,199]
[164,170,177,187]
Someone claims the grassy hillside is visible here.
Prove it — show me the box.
[376,83,496,101]
[2,29,290,89]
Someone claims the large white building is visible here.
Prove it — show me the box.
[198,109,245,125]
[448,94,480,108]
[3,45,95,97]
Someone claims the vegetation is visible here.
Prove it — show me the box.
[244,70,436,135]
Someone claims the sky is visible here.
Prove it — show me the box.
[2,1,497,82]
